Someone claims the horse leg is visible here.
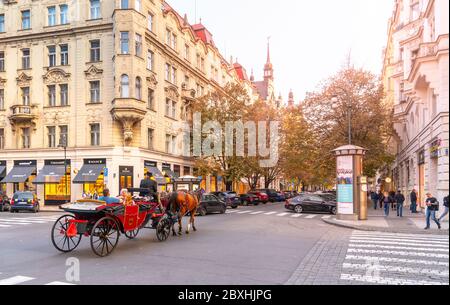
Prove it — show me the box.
[191,210,197,232]
[178,211,183,236]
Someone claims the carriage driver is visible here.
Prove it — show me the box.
[140,172,159,204]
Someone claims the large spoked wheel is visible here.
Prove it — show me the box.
[156,218,171,242]
[124,229,140,240]
[90,217,120,257]
[51,215,82,253]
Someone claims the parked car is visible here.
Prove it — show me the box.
[285,194,337,215]
[10,191,40,213]
[248,191,269,204]
[0,192,11,212]
[239,193,260,206]
[283,191,299,199]
[211,191,240,209]
[256,189,285,202]
[197,194,227,216]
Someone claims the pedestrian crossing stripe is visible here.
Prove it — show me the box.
[0,276,34,285]
[264,212,277,215]
[291,214,302,218]
[250,211,264,215]
[348,243,449,252]
[340,274,448,286]
[351,232,447,240]
[237,210,251,214]
[45,281,76,285]
[0,219,47,224]
[305,215,317,219]
[276,213,289,217]
[349,239,449,248]
[347,248,448,259]
[344,255,450,267]
[342,263,449,277]
[0,224,11,228]
[350,236,449,245]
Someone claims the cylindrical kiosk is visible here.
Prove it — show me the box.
[333,145,367,221]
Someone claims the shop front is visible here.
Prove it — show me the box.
[34,160,71,205]
[144,161,166,192]
[0,161,6,194]
[1,160,37,193]
[119,166,134,192]
[162,163,178,192]
[73,158,106,198]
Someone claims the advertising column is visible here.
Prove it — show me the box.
[337,155,354,215]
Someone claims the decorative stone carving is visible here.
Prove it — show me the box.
[84,65,104,80]
[16,72,33,86]
[0,77,6,88]
[110,98,147,145]
[43,68,71,84]
[165,85,179,100]
[146,74,158,89]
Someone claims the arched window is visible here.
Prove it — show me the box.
[121,74,129,98]
[135,77,142,100]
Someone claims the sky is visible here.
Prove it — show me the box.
[168,0,395,103]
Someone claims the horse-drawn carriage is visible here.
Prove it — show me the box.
[51,188,174,257]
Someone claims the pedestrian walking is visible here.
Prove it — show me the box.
[370,191,379,210]
[424,193,441,230]
[395,190,406,217]
[389,191,396,211]
[382,192,393,217]
[378,190,384,209]
[410,189,418,213]
[438,195,449,222]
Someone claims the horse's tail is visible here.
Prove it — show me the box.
[168,191,178,211]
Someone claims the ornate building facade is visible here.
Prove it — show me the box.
[0,0,260,204]
[382,0,449,208]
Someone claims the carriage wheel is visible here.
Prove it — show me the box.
[51,215,82,253]
[124,228,140,240]
[156,218,171,242]
[90,217,120,257]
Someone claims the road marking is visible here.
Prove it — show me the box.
[276,213,289,217]
[0,222,30,226]
[0,224,11,228]
[237,210,251,214]
[0,276,35,285]
[0,219,46,224]
[342,263,449,277]
[264,212,277,215]
[305,215,317,219]
[349,239,449,248]
[351,232,448,240]
[291,214,302,218]
[348,243,449,252]
[345,255,449,267]
[250,211,264,215]
[347,248,449,259]
[350,236,449,245]
[45,281,76,285]
[322,215,332,219]
[340,273,448,285]
[226,210,238,214]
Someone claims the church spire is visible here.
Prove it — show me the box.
[264,37,274,81]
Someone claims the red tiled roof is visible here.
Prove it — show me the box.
[233,63,249,81]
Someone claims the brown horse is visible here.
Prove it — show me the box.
[167,191,200,235]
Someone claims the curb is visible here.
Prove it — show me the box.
[322,218,450,235]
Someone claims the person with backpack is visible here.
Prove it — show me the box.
[370,191,379,210]
[395,190,406,217]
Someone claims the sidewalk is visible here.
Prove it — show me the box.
[323,209,449,235]
[40,205,64,213]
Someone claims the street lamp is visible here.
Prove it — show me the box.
[331,95,352,145]
[58,135,68,203]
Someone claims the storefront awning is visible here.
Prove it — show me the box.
[73,164,103,184]
[145,166,166,185]
[163,168,179,179]
[0,166,6,179]
[1,166,36,183]
[33,165,67,184]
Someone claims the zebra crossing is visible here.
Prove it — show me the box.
[0,215,62,230]
[340,231,449,285]
[226,209,332,220]
[0,273,75,285]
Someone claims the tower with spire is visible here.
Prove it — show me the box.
[251,38,276,105]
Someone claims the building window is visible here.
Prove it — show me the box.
[21,87,30,105]
[165,63,171,82]
[165,99,171,117]
[120,74,129,98]
[22,10,31,30]
[171,67,177,84]
[165,134,171,153]
[147,50,154,70]
[22,49,30,69]
[0,129,4,150]
[48,85,56,106]
[60,5,69,24]
[60,84,68,106]
[0,14,5,33]
[59,125,68,146]
[165,29,177,50]
[48,46,56,67]
[184,44,190,61]
[410,2,420,21]
[60,44,69,66]
[90,40,101,62]
[0,89,4,110]
[90,81,100,103]
[135,34,142,57]
[172,100,177,118]
[48,6,56,26]
[90,0,101,19]
[121,0,129,9]
[135,0,141,12]
[90,123,100,146]
[135,77,142,100]
[148,13,153,31]
[147,128,154,150]
[47,126,56,148]
[147,88,154,110]
[22,127,30,149]
[120,32,129,54]
[0,52,4,71]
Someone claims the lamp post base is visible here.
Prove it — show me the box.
[337,214,359,221]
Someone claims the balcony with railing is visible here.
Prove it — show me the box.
[8,104,38,131]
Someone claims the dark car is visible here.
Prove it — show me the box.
[211,191,240,209]
[282,191,298,200]
[256,189,284,202]
[285,194,337,215]
[0,192,11,212]
[239,193,260,206]
[10,192,40,213]
[197,194,227,216]
[248,191,269,203]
